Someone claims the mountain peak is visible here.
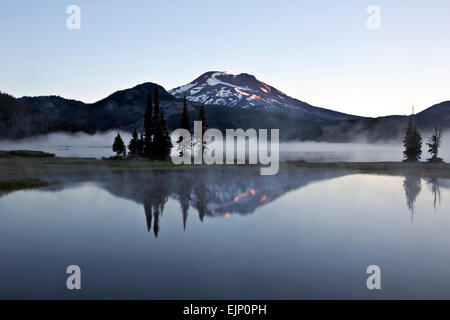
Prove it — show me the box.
[169,71,282,108]
[169,71,357,121]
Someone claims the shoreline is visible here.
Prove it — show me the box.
[1,155,449,192]
[1,154,449,177]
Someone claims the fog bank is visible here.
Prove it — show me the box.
[1,132,449,162]
[0,131,131,159]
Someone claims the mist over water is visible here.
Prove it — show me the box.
[0,131,131,159]
[280,133,450,162]
[1,132,449,162]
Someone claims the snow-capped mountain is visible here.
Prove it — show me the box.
[169,71,357,121]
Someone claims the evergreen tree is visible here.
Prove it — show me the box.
[197,105,207,133]
[150,88,162,160]
[147,88,172,161]
[403,114,422,162]
[152,110,173,160]
[180,96,191,131]
[137,131,144,156]
[128,128,139,156]
[151,87,161,132]
[177,96,192,157]
[159,110,173,160]
[196,105,208,155]
[112,132,126,156]
[426,123,443,163]
[143,93,153,158]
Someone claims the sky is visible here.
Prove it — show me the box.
[1,0,450,117]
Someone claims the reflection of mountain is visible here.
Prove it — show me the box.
[94,169,345,215]
[5,169,448,234]
[35,169,347,236]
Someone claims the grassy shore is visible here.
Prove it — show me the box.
[0,178,57,191]
[0,155,449,176]
[0,150,55,158]
[0,151,449,189]
[284,160,450,179]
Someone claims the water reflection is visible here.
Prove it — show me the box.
[426,178,441,210]
[8,169,347,237]
[403,175,422,222]
[2,169,450,299]
[112,169,349,236]
[2,169,449,234]
[402,175,444,222]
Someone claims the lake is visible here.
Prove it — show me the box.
[1,168,449,299]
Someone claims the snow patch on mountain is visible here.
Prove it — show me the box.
[206,72,251,91]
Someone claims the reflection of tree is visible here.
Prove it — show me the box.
[426,178,441,210]
[142,172,171,238]
[194,182,208,222]
[42,168,348,237]
[403,176,422,222]
[177,173,192,230]
[153,207,160,238]
[144,201,152,232]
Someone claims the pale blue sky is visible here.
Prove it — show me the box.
[1,0,449,116]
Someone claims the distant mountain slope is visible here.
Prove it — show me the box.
[0,92,88,139]
[321,101,450,142]
[8,77,450,142]
[20,78,327,139]
[416,101,450,128]
[18,95,87,125]
[121,104,325,141]
[19,83,174,131]
[170,71,358,121]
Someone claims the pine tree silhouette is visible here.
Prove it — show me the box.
[177,96,192,157]
[195,105,208,156]
[426,123,443,163]
[150,88,172,160]
[143,94,153,158]
[403,113,422,162]
[128,128,139,156]
[137,131,144,156]
[112,132,126,156]
[159,110,173,160]
[151,88,160,131]
[180,96,191,131]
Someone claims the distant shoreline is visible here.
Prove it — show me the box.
[1,151,450,180]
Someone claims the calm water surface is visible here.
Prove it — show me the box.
[0,169,449,299]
